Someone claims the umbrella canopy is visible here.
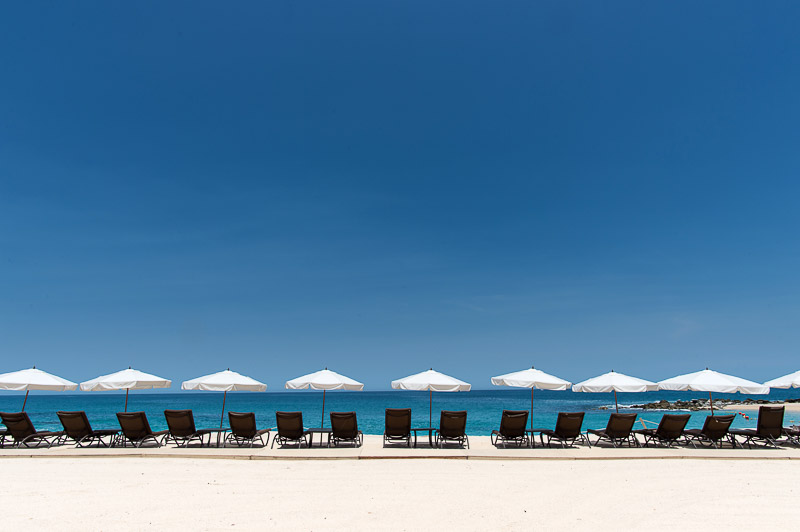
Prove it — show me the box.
[392,369,471,426]
[80,367,171,411]
[182,369,267,430]
[764,370,800,389]
[491,366,571,430]
[658,368,769,415]
[285,369,364,428]
[0,367,78,411]
[572,371,658,413]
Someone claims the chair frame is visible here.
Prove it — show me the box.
[682,414,737,449]
[587,413,639,448]
[329,411,363,447]
[490,410,530,448]
[0,412,64,448]
[115,412,168,448]
[633,414,691,448]
[163,409,215,448]
[729,406,786,449]
[534,412,587,448]
[56,411,119,448]
[271,411,310,448]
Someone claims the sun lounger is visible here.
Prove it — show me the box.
[57,411,119,447]
[435,410,469,448]
[329,412,363,447]
[383,408,412,447]
[116,411,169,447]
[532,412,586,448]
[729,406,785,448]
[490,410,530,448]
[682,414,736,449]
[587,413,638,447]
[0,411,64,448]
[163,409,216,447]
[225,412,270,448]
[271,411,309,448]
[633,413,690,447]
[784,425,800,447]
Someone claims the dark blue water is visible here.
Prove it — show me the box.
[2,389,798,436]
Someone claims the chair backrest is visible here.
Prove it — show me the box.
[439,410,467,438]
[756,406,785,439]
[116,412,154,440]
[385,408,411,437]
[228,412,257,439]
[498,410,528,438]
[57,411,93,441]
[275,411,304,440]
[655,413,691,440]
[0,412,36,441]
[699,414,735,440]
[604,413,637,438]
[554,412,585,439]
[330,412,358,439]
[164,409,198,438]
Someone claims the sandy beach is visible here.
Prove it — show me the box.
[721,402,800,412]
[1,456,797,530]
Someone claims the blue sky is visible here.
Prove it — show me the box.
[1,1,799,389]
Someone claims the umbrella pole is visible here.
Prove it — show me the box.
[614,390,619,413]
[22,390,29,412]
[530,387,534,431]
[321,389,326,428]
[220,391,227,429]
[124,388,129,412]
[709,391,714,416]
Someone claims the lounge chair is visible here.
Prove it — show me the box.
[729,406,785,448]
[587,413,639,448]
[0,429,8,446]
[435,410,469,448]
[329,412,363,447]
[533,412,586,448]
[163,409,216,447]
[490,410,530,448]
[383,408,412,447]
[225,412,270,448]
[784,425,800,447]
[271,411,309,448]
[0,412,64,448]
[633,413,690,447]
[57,411,119,447]
[116,412,169,447]
[683,414,736,449]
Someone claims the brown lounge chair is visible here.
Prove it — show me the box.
[533,412,586,448]
[0,412,64,448]
[683,414,736,449]
[225,412,270,448]
[163,409,216,447]
[271,411,309,448]
[435,410,469,448]
[729,406,785,448]
[587,413,639,447]
[633,413,690,447]
[490,410,530,448]
[383,408,412,447]
[116,411,169,447]
[57,411,119,447]
[329,412,363,447]
[784,425,800,447]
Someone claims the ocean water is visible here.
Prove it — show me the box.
[2,389,799,436]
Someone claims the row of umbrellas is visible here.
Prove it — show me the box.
[2,366,799,431]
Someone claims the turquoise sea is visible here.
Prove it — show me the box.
[2,389,799,436]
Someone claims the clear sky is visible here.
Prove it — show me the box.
[1,1,799,390]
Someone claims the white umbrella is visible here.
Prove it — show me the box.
[391,369,471,426]
[572,370,658,413]
[491,366,571,430]
[182,369,267,429]
[0,367,77,411]
[80,367,171,412]
[658,368,769,415]
[764,370,800,389]
[285,368,364,428]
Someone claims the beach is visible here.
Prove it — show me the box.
[721,402,800,412]
[2,454,797,530]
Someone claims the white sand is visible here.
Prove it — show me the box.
[721,402,800,412]
[2,457,798,530]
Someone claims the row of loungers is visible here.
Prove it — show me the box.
[2,405,799,450]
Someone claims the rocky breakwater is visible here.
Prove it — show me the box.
[623,398,800,411]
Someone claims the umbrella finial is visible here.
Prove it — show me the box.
[531,365,535,369]
[128,366,131,369]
